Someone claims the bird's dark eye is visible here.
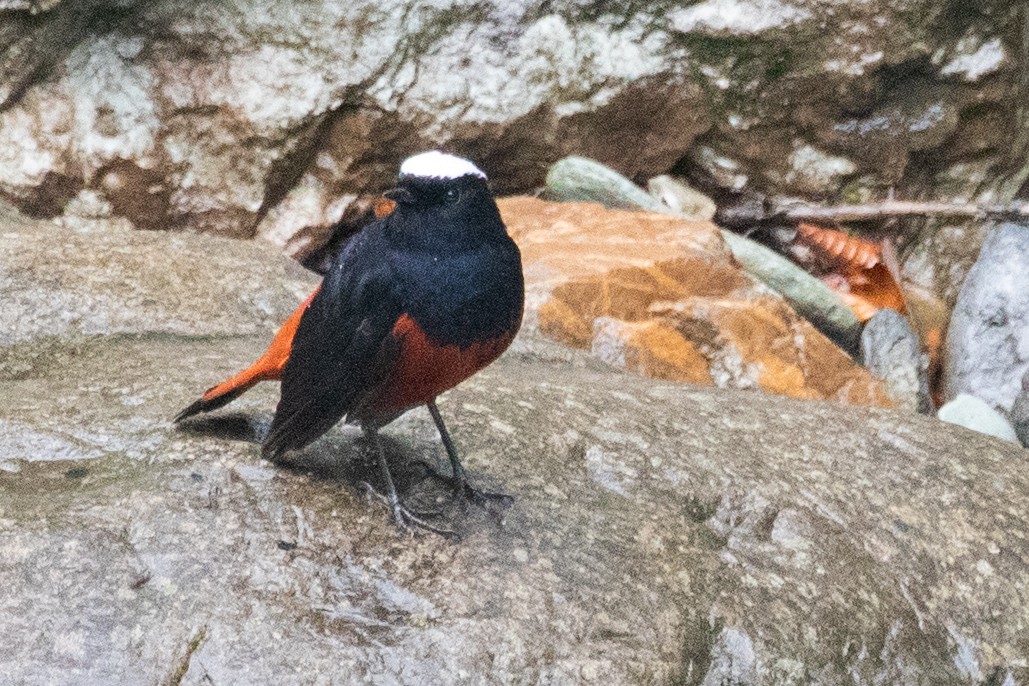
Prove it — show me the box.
[445,188,460,203]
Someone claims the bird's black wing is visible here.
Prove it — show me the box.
[262,229,403,461]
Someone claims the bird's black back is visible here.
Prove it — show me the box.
[262,172,523,460]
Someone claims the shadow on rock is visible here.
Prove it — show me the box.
[174,411,270,444]
[284,432,514,539]
[176,412,510,537]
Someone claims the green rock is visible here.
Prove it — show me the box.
[544,156,670,212]
[719,230,862,352]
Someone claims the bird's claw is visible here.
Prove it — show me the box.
[456,483,514,513]
[392,503,459,539]
[360,482,458,539]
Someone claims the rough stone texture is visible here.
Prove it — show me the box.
[671,0,1028,306]
[503,196,891,407]
[2,211,1029,684]
[0,0,1025,291]
[861,308,932,413]
[0,0,709,248]
[944,222,1029,413]
[0,213,317,346]
[937,393,1020,444]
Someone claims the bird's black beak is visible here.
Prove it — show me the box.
[384,187,415,205]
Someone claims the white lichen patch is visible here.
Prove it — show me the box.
[591,317,630,369]
[584,445,637,496]
[52,630,87,660]
[667,0,811,35]
[769,142,857,195]
[940,37,1006,82]
[374,13,671,132]
[823,49,885,76]
[63,34,161,176]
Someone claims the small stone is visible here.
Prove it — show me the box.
[860,309,932,413]
[544,156,668,212]
[937,394,1020,444]
[646,175,716,220]
[719,231,862,353]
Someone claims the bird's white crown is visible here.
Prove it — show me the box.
[399,151,487,181]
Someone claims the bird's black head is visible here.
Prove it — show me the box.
[383,151,507,251]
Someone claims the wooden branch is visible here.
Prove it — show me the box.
[772,200,1029,224]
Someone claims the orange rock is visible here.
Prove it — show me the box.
[591,317,714,386]
[499,196,893,408]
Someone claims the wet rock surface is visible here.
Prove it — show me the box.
[3,211,1029,683]
[944,222,1029,413]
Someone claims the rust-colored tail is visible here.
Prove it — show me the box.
[174,287,320,422]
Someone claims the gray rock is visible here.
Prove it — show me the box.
[944,222,1029,412]
[1011,370,1029,448]
[0,213,317,348]
[937,393,1020,444]
[861,308,932,413]
[3,213,1029,683]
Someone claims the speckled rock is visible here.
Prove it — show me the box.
[1,0,1025,283]
[0,213,316,347]
[944,222,1029,413]
[3,211,1029,683]
[0,0,709,251]
[861,308,932,413]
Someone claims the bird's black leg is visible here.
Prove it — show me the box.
[363,428,456,538]
[426,401,513,511]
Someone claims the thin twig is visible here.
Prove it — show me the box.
[771,200,1029,224]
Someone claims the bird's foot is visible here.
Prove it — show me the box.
[418,465,514,515]
[360,482,458,539]
[456,482,514,512]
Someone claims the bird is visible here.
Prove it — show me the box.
[174,151,525,535]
